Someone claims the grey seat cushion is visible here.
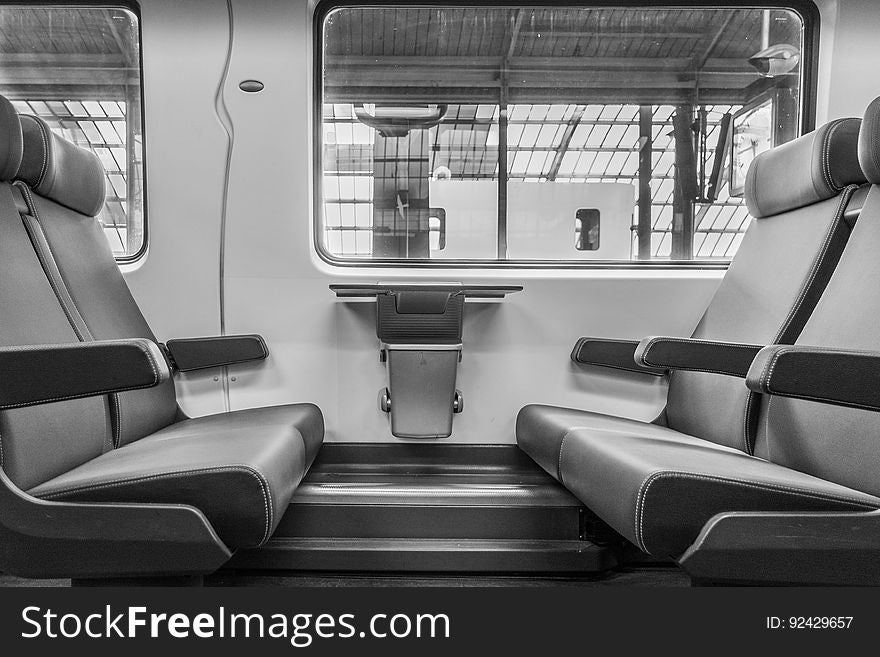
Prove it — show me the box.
[516,404,676,480]
[28,403,323,549]
[556,425,880,557]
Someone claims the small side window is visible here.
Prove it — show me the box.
[429,208,447,251]
[0,6,144,261]
[575,208,600,251]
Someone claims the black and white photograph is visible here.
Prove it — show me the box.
[0,0,876,653]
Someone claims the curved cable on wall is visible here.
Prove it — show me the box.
[214,0,235,412]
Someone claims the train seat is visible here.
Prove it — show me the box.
[0,95,322,569]
[518,114,866,479]
[517,100,880,559]
[27,405,321,549]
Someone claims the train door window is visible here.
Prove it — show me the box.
[0,5,144,260]
[429,208,447,252]
[318,4,812,265]
[575,208,600,251]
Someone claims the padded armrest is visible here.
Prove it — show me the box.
[165,334,269,372]
[570,337,666,375]
[0,339,169,410]
[635,336,764,377]
[746,345,880,412]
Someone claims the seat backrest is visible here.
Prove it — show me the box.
[14,112,178,447]
[0,97,114,490]
[664,118,867,454]
[756,98,880,497]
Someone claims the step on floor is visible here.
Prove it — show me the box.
[229,444,618,573]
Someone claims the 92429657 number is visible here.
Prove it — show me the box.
[766,616,853,630]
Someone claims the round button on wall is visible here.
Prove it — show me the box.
[239,79,264,93]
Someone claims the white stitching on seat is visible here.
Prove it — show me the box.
[820,120,844,192]
[115,394,123,448]
[755,351,777,392]
[819,123,832,190]
[581,361,665,375]
[109,393,122,448]
[639,337,759,376]
[21,116,49,187]
[557,431,571,485]
[751,346,871,399]
[0,380,159,410]
[37,464,274,545]
[634,470,878,553]
[0,341,161,410]
[763,348,791,393]
[37,120,49,186]
[820,118,858,191]
[742,392,755,454]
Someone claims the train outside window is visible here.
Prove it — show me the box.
[318,4,808,264]
[0,5,144,260]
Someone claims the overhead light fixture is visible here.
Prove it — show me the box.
[354,104,447,138]
[747,43,800,78]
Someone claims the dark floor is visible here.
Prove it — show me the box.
[0,566,690,588]
[210,567,691,587]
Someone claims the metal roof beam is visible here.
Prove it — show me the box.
[0,53,126,66]
[519,30,706,39]
[546,105,585,181]
[695,12,737,71]
[324,87,752,106]
[325,55,753,71]
[0,68,135,86]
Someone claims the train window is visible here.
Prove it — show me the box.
[575,209,600,251]
[0,5,144,261]
[318,4,811,265]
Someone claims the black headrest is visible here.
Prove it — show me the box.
[744,117,865,219]
[0,96,23,181]
[859,97,880,184]
[17,115,106,217]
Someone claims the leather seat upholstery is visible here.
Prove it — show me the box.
[517,114,880,556]
[557,426,880,556]
[516,405,679,481]
[753,103,880,500]
[15,113,178,447]
[519,117,867,478]
[0,99,324,550]
[18,114,106,217]
[29,405,322,548]
[0,103,112,493]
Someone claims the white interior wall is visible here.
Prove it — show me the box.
[123,0,232,418]
[815,0,880,123]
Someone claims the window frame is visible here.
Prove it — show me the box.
[313,0,820,270]
[2,0,148,263]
